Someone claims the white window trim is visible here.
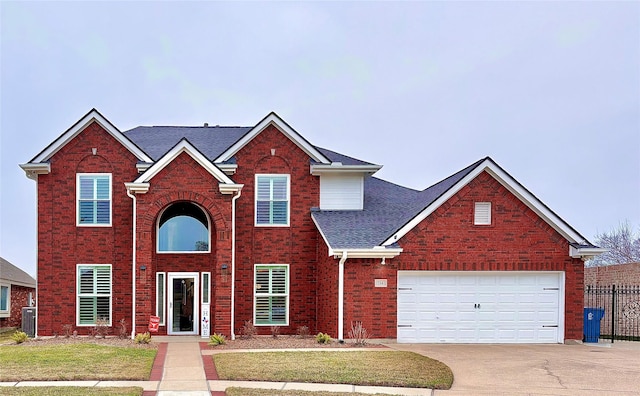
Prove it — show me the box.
[474,202,492,225]
[76,173,112,227]
[156,203,212,254]
[76,264,112,327]
[156,272,166,326]
[255,174,291,227]
[253,264,290,326]
[0,282,10,318]
[201,272,211,305]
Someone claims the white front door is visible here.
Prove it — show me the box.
[168,272,199,335]
[397,271,563,343]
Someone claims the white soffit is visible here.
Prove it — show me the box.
[134,139,235,185]
[30,109,152,164]
[214,112,330,164]
[382,159,587,246]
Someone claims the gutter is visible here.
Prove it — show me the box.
[125,188,137,339]
[332,247,402,341]
[337,251,347,341]
[230,188,242,340]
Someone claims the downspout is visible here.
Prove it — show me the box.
[338,251,347,341]
[126,189,137,339]
[230,189,242,340]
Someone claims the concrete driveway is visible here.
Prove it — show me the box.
[387,342,640,395]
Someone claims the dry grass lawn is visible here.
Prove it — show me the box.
[0,344,157,381]
[226,389,404,396]
[214,350,453,389]
[0,387,142,396]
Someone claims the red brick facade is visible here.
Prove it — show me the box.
[316,172,585,341]
[30,114,587,342]
[0,285,35,328]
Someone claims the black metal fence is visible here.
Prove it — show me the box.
[584,285,640,342]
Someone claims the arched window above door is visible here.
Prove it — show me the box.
[157,202,210,253]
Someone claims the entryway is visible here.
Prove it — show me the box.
[167,272,199,335]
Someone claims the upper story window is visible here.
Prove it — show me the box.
[158,202,210,253]
[255,174,290,226]
[77,174,112,226]
[474,202,492,225]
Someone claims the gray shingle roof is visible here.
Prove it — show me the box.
[312,159,484,249]
[0,257,36,287]
[123,127,378,167]
[124,126,252,161]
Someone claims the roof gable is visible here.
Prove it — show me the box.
[382,157,589,246]
[214,112,330,164]
[0,257,36,287]
[133,139,235,185]
[29,109,152,164]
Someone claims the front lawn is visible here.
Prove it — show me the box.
[214,350,453,389]
[0,344,157,381]
[226,389,404,396]
[0,387,143,396]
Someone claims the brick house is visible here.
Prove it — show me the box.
[0,257,36,328]
[20,109,604,343]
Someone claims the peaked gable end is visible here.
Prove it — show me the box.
[214,112,330,164]
[382,158,595,255]
[28,109,152,165]
[128,139,242,195]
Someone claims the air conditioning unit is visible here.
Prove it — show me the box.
[22,307,36,337]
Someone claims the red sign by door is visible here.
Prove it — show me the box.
[148,315,160,333]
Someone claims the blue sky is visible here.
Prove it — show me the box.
[1,1,639,277]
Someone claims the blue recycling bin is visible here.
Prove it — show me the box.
[583,308,605,343]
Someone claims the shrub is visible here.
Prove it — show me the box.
[94,318,110,339]
[11,331,29,344]
[316,332,332,344]
[118,318,128,339]
[241,321,257,339]
[297,325,310,338]
[134,332,152,344]
[270,326,280,338]
[62,324,73,338]
[209,333,227,346]
[348,321,370,346]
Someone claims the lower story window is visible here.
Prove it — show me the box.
[0,284,9,317]
[77,264,112,326]
[254,264,289,326]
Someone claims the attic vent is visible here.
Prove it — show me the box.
[474,202,491,225]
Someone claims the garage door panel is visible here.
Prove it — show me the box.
[397,271,562,344]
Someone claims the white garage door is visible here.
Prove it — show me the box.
[397,271,563,343]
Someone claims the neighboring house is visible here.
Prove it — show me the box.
[0,257,36,328]
[20,109,604,343]
[585,262,640,285]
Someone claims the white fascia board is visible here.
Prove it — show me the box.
[218,163,238,175]
[219,183,244,195]
[19,163,51,180]
[332,247,403,259]
[310,164,382,176]
[214,112,330,164]
[125,182,150,194]
[31,109,152,164]
[311,214,335,256]
[569,246,608,259]
[136,163,153,173]
[134,139,235,185]
[382,159,587,246]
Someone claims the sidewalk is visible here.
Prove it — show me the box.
[0,337,434,395]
